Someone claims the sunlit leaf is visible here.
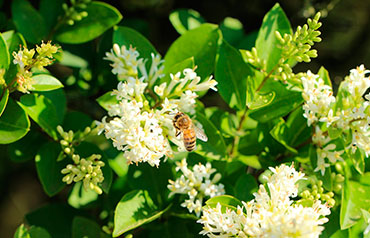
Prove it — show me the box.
[55,1,122,44]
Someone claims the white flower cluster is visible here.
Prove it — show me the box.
[61,154,105,194]
[301,71,336,126]
[168,159,225,217]
[198,164,331,238]
[98,44,217,167]
[301,65,370,175]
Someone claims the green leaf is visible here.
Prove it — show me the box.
[127,162,172,205]
[26,204,79,238]
[318,66,332,88]
[219,17,244,47]
[160,57,194,84]
[2,30,26,56]
[75,142,113,194]
[270,107,311,153]
[0,32,10,69]
[0,88,9,117]
[35,142,67,196]
[234,174,258,201]
[14,224,51,238]
[8,129,46,162]
[169,9,205,35]
[215,40,254,110]
[19,93,61,140]
[11,0,47,43]
[68,181,98,209]
[28,227,51,238]
[205,195,243,211]
[0,98,30,144]
[72,216,108,238]
[40,89,66,120]
[195,112,227,159]
[14,224,29,238]
[249,80,303,123]
[113,190,169,237]
[164,23,221,79]
[255,3,292,72]
[113,26,158,69]
[340,180,370,229]
[59,51,88,68]
[31,74,64,91]
[96,91,118,111]
[55,1,122,44]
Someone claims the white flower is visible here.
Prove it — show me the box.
[168,159,225,217]
[13,50,25,70]
[198,164,331,238]
[301,71,336,126]
[169,90,198,114]
[319,109,340,127]
[104,44,144,80]
[314,154,330,176]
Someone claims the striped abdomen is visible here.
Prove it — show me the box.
[183,128,196,151]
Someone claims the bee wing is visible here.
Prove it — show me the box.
[193,124,208,142]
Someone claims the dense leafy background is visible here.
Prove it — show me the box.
[1,0,370,237]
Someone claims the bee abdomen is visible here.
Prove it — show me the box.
[183,129,196,151]
[184,140,196,151]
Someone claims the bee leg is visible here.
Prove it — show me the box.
[175,130,181,137]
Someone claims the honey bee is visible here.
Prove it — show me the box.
[173,112,208,151]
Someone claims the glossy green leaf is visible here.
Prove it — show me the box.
[0,88,9,117]
[35,142,67,196]
[215,40,254,110]
[127,162,172,204]
[318,66,332,88]
[72,216,109,238]
[59,51,88,68]
[220,17,244,47]
[195,112,227,159]
[255,3,292,72]
[55,1,122,44]
[14,224,51,238]
[8,129,46,162]
[113,26,158,70]
[113,190,168,237]
[68,182,99,209]
[40,89,66,120]
[340,180,370,229]
[14,224,29,238]
[26,204,79,238]
[75,142,113,194]
[270,107,311,153]
[31,74,64,91]
[2,30,26,55]
[0,98,30,144]
[160,57,194,84]
[11,0,47,43]
[19,93,61,140]
[249,80,303,123]
[169,9,205,35]
[0,32,10,69]
[205,195,243,211]
[164,23,221,79]
[234,174,258,201]
[96,91,118,111]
